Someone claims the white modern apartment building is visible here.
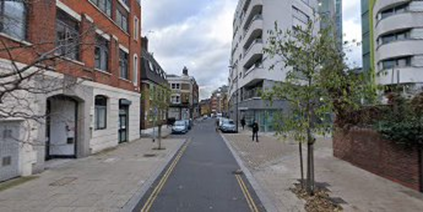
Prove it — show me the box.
[228,0,318,132]
[373,0,423,95]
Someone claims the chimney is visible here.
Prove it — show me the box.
[141,36,149,51]
[182,66,188,76]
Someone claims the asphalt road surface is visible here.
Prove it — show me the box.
[133,118,265,212]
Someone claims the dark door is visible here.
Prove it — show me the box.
[119,105,129,143]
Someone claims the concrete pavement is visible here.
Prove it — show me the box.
[223,130,423,212]
[0,138,185,212]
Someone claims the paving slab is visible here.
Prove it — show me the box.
[223,131,423,212]
[0,138,184,212]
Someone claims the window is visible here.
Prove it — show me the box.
[116,7,128,32]
[89,0,112,17]
[56,9,80,60]
[378,30,411,45]
[0,0,27,40]
[134,17,139,40]
[119,49,129,79]
[133,54,138,85]
[380,56,412,70]
[95,35,109,71]
[121,0,130,7]
[171,83,181,90]
[379,3,409,20]
[95,95,107,130]
[171,95,180,104]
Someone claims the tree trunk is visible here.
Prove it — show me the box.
[299,142,304,189]
[306,128,315,195]
[158,125,162,150]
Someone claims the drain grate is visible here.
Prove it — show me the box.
[49,177,77,186]
[143,153,157,158]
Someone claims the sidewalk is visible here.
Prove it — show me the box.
[140,125,172,138]
[0,138,185,212]
[223,130,423,212]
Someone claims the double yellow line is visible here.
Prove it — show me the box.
[140,140,191,212]
[235,174,259,212]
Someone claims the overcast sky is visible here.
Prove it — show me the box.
[142,0,362,100]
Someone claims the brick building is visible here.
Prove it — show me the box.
[167,67,199,120]
[0,0,142,182]
[140,37,169,129]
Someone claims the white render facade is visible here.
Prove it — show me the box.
[228,0,318,132]
[374,0,423,94]
[0,59,141,182]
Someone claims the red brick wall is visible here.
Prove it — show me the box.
[334,128,422,191]
[0,0,141,93]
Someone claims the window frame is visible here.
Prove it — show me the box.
[95,35,110,72]
[95,95,108,130]
[116,6,128,32]
[56,9,81,61]
[119,49,129,79]
[0,0,27,40]
[133,54,138,85]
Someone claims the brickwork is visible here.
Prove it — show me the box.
[334,128,422,192]
[0,0,141,93]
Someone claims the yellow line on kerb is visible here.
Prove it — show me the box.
[141,140,191,212]
[235,174,259,212]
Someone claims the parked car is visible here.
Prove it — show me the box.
[220,119,237,133]
[172,120,188,134]
[218,117,228,127]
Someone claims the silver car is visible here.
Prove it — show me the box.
[172,120,188,134]
[220,119,237,133]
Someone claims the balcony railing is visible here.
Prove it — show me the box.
[243,14,263,37]
[244,62,263,77]
[244,38,263,56]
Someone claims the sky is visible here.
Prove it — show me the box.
[142,0,362,100]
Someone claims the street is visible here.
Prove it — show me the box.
[133,119,265,212]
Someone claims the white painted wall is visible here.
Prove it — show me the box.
[90,84,141,154]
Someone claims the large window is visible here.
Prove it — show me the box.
[380,56,412,70]
[379,3,409,20]
[89,0,112,17]
[119,49,129,79]
[95,35,109,71]
[116,7,128,32]
[378,30,411,46]
[0,0,27,40]
[56,9,80,60]
[95,95,107,130]
[133,54,138,85]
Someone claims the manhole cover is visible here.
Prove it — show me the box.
[144,153,157,158]
[49,177,77,186]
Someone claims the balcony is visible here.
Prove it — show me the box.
[377,40,423,62]
[244,38,263,56]
[243,14,263,37]
[376,12,423,38]
[377,66,423,86]
[242,0,263,30]
[243,41,263,68]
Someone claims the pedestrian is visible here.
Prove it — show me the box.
[252,120,259,142]
[216,118,220,132]
[241,117,246,130]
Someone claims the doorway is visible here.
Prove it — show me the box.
[46,95,78,160]
[118,99,131,143]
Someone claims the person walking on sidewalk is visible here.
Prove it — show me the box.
[241,117,246,130]
[252,120,259,142]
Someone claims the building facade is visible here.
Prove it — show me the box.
[363,0,423,96]
[167,67,199,120]
[0,0,142,182]
[318,0,343,49]
[228,0,318,132]
[140,37,169,130]
[199,99,212,116]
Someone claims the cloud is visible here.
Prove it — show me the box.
[343,0,362,67]
[142,0,236,100]
[142,0,363,99]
